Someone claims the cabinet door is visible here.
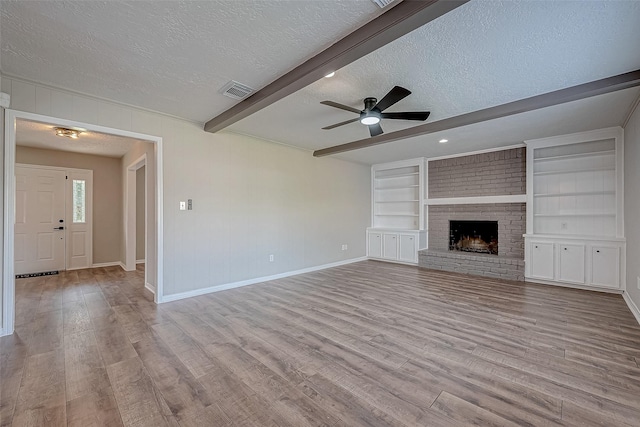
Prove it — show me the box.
[368,232,382,258]
[558,244,585,284]
[530,242,554,280]
[398,234,417,263]
[383,233,398,260]
[591,246,619,288]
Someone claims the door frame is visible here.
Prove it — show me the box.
[124,154,146,276]
[3,109,164,336]
[15,163,94,272]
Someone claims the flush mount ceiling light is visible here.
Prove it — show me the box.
[324,72,335,78]
[55,127,81,139]
[439,139,448,144]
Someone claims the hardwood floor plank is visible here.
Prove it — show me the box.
[66,386,124,427]
[3,261,640,426]
[12,349,66,425]
[64,330,111,401]
[92,320,138,366]
[132,331,212,421]
[431,390,521,427]
[106,357,175,427]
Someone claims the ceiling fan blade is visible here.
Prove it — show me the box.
[373,86,411,112]
[369,123,383,137]
[320,101,361,114]
[381,111,430,121]
[322,117,360,130]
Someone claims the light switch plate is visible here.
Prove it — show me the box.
[179,201,186,210]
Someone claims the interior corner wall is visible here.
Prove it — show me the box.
[624,100,640,314]
[0,76,371,301]
[15,146,122,264]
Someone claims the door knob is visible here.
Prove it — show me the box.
[54,226,64,230]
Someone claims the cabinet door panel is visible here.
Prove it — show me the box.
[383,233,398,260]
[591,246,619,288]
[530,242,554,280]
[398,234,417,263]
[558,244,585,284]
[368,233,382,258]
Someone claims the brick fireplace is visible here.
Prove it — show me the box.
[418,148,526,281]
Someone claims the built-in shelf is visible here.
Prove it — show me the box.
[375,171,419,179]
[534,213,615,217]
[533,191,615,197]
[371,158,425,231]
[534,150,615,162]
[533,167,615,176]
[375,185,420,190]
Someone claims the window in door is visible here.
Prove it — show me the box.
[72,179,86,223]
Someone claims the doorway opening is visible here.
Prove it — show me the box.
[3,109,164,336]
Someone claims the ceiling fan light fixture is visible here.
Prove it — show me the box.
[55,127,81,139]
[360,111,381,125]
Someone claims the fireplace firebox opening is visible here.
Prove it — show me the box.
[449,220,498,255]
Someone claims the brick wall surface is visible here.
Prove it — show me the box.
[428,148,525,198]
[418,250,525,281]
[428,203,526,259]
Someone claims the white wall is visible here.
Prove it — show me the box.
[1,76,371,303]
[624,100,640,316]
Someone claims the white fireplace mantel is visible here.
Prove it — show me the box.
[425,195,526,206]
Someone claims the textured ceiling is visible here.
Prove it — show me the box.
[0,0,383,122]
[229,0,640,162]
[2,1,640,165]
[16,119,143,158]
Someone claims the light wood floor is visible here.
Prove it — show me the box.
[2,261,640,426]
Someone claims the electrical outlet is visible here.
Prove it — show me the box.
[344,244,348,250]
[561,222,568,230]
[179,201,186,210]
[269,254,274,262]
[637,276,640,290]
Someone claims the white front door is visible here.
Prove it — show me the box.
[15,166,66,275]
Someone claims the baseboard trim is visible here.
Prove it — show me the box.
[524,278,623,294]
[91,262,126,270]
[136,259,145,264]
[145,282,155,295]
[161,257,368,303]
[623,292,640,326]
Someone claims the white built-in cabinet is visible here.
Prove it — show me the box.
[524,127,625,290]
[367,158,427,265]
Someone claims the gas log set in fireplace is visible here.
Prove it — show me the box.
[449,220,498,255]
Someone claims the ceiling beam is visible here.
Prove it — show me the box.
[313,69,640,157]
[204,0,469,133]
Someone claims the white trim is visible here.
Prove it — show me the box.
[136,259,146,264]
[426,144,525,162]
[3,109,164,336]
[2,74,203,126]
[523,233,626,242]
[525,277,622,294]
[91,261,126,269]
[125,154,146,273]
[623,292,640,326]
[524,126,622,149]
[145,282,155,295]
[0,327,5,336]
[426,195,526,206]
[161,257,368,303]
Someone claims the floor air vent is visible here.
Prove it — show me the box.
[220,81,255,100]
